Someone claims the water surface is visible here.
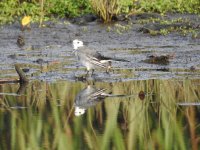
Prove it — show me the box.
[0,79,200,149]
[0,18,200,150]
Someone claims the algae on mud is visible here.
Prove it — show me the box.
[0,13,200,82]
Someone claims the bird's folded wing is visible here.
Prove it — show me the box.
[88,89,107,100]
[94,51,129,62]
[86,54,107,68]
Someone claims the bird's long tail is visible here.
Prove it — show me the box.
[102,93,135,98]
[103,56,130,62]
[111,57,130,62]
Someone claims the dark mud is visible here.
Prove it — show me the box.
[0,13,200,82]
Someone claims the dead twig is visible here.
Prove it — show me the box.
[14,64,29,83]
[0,64,29,84]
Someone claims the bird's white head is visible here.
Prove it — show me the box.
[73,39,84,50]
[74,106,85,116]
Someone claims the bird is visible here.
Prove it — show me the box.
[17,35,25,47]
[74,85,107,116]
[72,39,129,75]
[74,85,125,116]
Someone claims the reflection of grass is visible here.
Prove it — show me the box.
[0,79,200,149]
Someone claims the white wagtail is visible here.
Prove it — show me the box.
[74,85,126,116]
[72,39,129,75]
[74,85,108,116]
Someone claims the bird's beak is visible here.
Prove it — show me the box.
[68,40,72,44]
[84,42,89,46]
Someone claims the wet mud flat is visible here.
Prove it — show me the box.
[0,13,200,82]
[0,13,200,150]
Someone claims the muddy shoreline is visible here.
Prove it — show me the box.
[0,13,200,82]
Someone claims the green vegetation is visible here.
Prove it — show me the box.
[0,0,199,24]
[0,0,92,24]
[0,79,200,149]
[0,0,40,24]
[90,0,133,22]
[139,0,200,14]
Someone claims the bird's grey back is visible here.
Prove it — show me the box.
[78,46,113,61]
[75,86,106,108]
[77,46,100,57]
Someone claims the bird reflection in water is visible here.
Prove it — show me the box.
[74,84,125,116]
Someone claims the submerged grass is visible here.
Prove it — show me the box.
[0,79,200,149]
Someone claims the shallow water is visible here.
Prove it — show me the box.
[0,17,200,149]
[0,79,200,149]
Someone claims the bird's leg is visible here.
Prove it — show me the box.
[109,61,114,73]
[106,61,112,74]
[91,69,95,76]
[106,68,109,74]
[86,69,90,77]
